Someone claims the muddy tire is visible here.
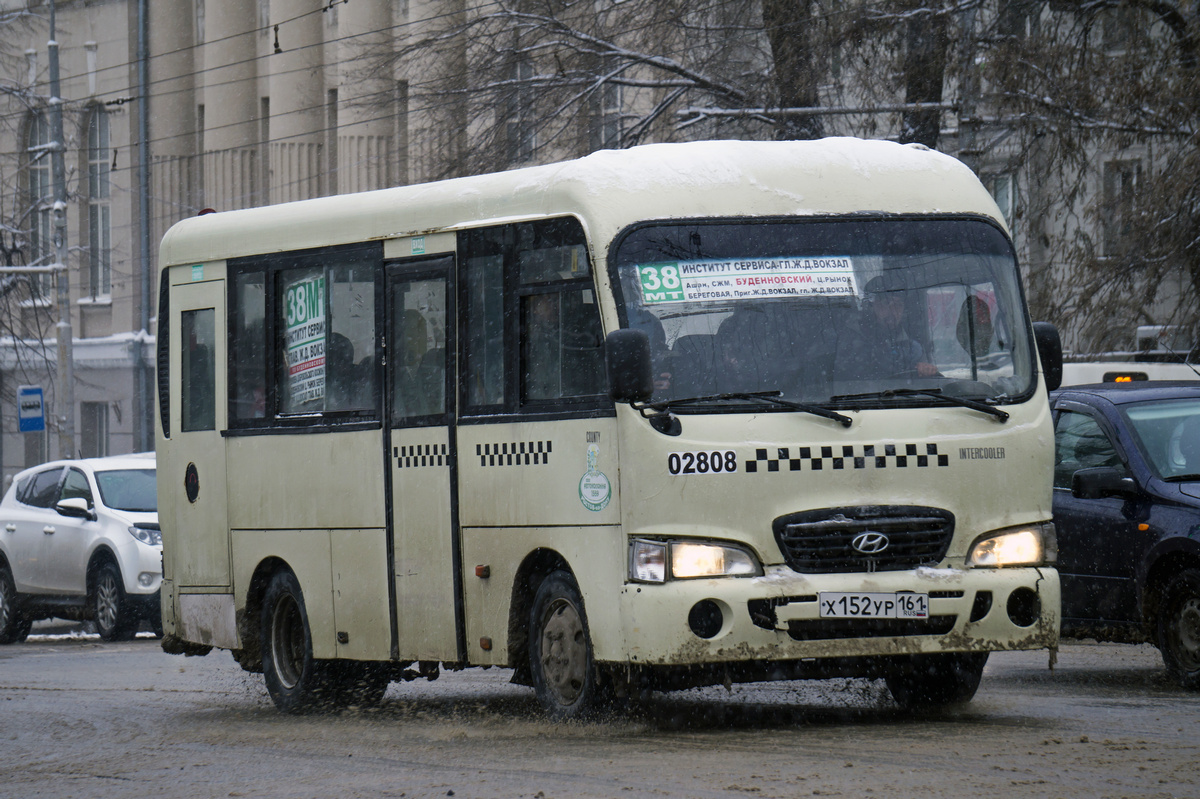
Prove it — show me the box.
[885,652,988,708]
[261,571,336,713]
[529,570,600,720]
[0,564,31,644]
[93,562,137,641]
[1156,569,1200,689]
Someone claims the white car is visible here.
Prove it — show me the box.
[0,453,160,642]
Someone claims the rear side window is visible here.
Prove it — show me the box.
[23,467,63,508]
[228,242,382,430]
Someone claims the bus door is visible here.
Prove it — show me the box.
[385,257,461,662]
[167,267,230,590]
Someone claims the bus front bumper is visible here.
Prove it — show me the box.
[614,564,1059,666]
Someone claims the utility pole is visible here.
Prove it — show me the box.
[48,0,74,459]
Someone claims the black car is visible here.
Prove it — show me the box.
[1050,381,1200,687]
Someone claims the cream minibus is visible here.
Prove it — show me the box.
[157,138,1063,717]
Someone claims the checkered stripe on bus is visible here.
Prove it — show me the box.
[745,443,949,473]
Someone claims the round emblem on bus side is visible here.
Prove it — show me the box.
[184,462,200,504]
[851,532,889,554]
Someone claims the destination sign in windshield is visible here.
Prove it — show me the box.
[637,257,858,304]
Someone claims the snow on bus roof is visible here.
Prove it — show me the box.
[159,138,1001,267]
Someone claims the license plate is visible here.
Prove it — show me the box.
[819,592,929,619]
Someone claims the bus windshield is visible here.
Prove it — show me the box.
[612,217,1035,408]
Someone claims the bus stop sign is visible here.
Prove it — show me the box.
[18,385,45,432]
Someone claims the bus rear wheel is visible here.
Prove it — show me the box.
[261,571,335,713]
[885,652,988,708]
[529,570,600,720]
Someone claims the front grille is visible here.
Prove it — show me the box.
[787,615,957,641]
[773,505,955,574]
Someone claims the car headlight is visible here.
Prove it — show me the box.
[629,539,761,582]
[968,523,1054,567]
[129,525,162,546]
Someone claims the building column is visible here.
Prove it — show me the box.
[337,0,395,193]
[269,0,325,203]
[202,0,260,210]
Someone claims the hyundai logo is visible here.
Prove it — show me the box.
[851,532,890,554]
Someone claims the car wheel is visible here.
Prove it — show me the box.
[1156,569,1200,689]
[529,570,601,720]
[261,570,336,713]
[0,564,31,644]
[93,562,136,641]
[885,652,989,708]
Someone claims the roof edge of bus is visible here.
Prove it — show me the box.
[158,138,1001,268]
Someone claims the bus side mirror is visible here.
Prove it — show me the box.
[1033,322,1063,392]
[606,329,654,404]
[1071,466,1137,500]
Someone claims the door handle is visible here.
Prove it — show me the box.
[43,525,55,535]
[4,523,13,532]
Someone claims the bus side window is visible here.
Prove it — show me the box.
[231,271,267,421]
[392,280,447,420]
[181,308,216,431]
[521,289,604,401]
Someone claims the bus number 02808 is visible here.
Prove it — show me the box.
[668,451,738,475]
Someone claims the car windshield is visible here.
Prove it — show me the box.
[612,217,1035,409]
[1122,399,1200,480]
[95,468,157,512]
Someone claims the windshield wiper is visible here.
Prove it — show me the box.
[642,390,853,428]
[829,387,1009,422]
[1164,474,1200,483]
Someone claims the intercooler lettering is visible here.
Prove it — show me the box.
[959,447,1006,460]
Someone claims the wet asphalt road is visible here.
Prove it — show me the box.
[1,623,1197,799]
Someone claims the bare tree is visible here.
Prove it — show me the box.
[351,0,1199,353]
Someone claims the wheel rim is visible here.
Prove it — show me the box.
[539,597,587,706]
[1170,596,1200,672]
[270,593,306,690]
[95,572,119,632]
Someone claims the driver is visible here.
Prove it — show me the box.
[838,277,937,379]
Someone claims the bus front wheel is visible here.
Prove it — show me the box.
[529,570,600,720]
[261,571,334,713]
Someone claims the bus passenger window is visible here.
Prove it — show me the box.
[231,271,267,420]
[521,289,604,401]
[391,279,447,420]
[279,261,377,415]
[181,308,216,431]
[463,251,505,408]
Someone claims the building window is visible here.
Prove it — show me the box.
[506,59,535,165]
[1102,159,1140,257]
[81,402,110,458]
[590,64,623,151]
[25,111,53,297]
[87,107,111,298]
[984,172,1017,238]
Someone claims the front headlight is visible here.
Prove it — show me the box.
[968,523,1053,567]
[129,525,163,546]
[630,539,761,582]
